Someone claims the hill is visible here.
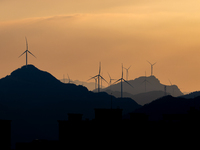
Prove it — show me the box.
[0,65,141,148]
[100,76,183,105]
[104,89,170,105]
[59,79,106,91]
[180,91,200,99]
[133,95,200,121]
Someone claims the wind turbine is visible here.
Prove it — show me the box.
[107,72,116,86]
[88,62,108,92]
[164,85,167,96]
[94,77,97,90]
[113,63,133,98]
[147,61,156,76]
[101,72,103,89]
[67,74,72,83]
[63,74,65,83]
[141,71,150,92]
[123,65,131,80]
[169,79,174,96]
[89,76,98,90]
[19,37,36,67]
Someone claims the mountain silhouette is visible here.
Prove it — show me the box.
[180,91,200,99]
[133,95,200,121]
[60,79,106,91]
[100,75,183,104]
[105,89,171,105]
[0,65,141,148]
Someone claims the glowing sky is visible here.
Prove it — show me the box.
[1,0,200,93]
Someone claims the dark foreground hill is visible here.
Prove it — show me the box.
[180,91,200,99]
[133,95,200,121]
[0,65,141,148]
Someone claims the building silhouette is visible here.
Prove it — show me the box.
[0,119,11,150]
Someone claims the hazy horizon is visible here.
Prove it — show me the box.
[1,1,200,93]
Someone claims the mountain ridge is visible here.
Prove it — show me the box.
[0,64,141,148]
[103,75,183,96]
[100,75,183,105]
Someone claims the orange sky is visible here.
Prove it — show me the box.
[1,0,200,93]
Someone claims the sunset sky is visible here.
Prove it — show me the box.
[1,0,200,93]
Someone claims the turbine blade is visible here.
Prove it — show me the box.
[146,80,151,84]
[141,80,145,85]
[100,75,108,84]
[87,75,98,81]
[113,78,122,85]
[153,62,157,66]
[107,72,111,79]
[141,79,151,85]
[122,79,134,88]
[122,63,123,78]
[111,79,116,81]
[99,62,101,75]
[18,51,26,58]
[25,37,28,50]
[28,51,36,58]
[147,60,152,65]
[169,79,172,85]
[128,65,131,70]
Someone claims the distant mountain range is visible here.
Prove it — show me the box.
[61,75,184,105]
[100,75,183,105]
[104,89,170,105]
[0,65,140,148]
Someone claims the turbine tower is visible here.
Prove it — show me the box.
[19,37,36,67]
[113,63,133,98]
[88,62,108,92]
[67,74,71,83]
[63,74,65,83]
[123,65,131,80]
[147,61,156,76]
[141,71,150,92]
[164,85,167,96]
[169,79,174,96]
